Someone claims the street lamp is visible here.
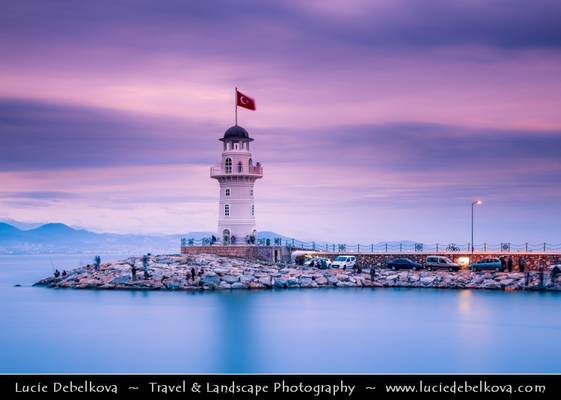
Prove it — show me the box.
[471,200,482,254]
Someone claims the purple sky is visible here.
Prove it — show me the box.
[1,0,561,243]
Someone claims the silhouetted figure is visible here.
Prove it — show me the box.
[191,267,196,282]
[519,257,526,272]
[161,275,168,289]
[94,255,101,271]
[61,270,67,277]
[142,255,150,279]
[131,264,137,280]
[54,269,60,278]
[370,267,376,280]
[507,256,513,272]
[211,235,217,245]
[500,257,507,271]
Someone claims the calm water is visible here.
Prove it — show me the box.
[1,254,560,373]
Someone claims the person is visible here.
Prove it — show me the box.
[142,255,150,279]
[131,264,137,280]
[61,270,67,277]
[211,235,217,245]
[94,255,101,271]
[54,269,60,278]
[507,256,513,273]
[519,257,527,272]
[191,267,196,282]
[370,266,376,280]
[320,258,327,269]
[161,275,168,289]
[500,256,507,271]
[357,263,362,274]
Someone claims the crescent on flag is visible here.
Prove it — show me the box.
[236,89,256,111]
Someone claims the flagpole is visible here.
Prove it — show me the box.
[234,87,238,126]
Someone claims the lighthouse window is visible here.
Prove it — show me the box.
[251,205,255,216]
[224,204,230,217]
[225,188,230,197]
[225,158,232,174]
[250,189,253,196]
[237,161,243,173]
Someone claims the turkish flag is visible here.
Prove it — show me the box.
[236,89,256,110]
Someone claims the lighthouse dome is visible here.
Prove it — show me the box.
[221,125,253,141]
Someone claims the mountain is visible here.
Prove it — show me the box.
[0,222,294,255]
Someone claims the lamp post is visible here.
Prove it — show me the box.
[471,200,482,254]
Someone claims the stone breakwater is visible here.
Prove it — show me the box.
[34,254,561,291]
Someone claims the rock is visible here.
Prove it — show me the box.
[327,275,339,285]
[314,276,328,285]
[258,276,272,287]
[273,278,287,288]
[222,275,239,284]
[287,277,300,287]
[231,282,247,289]
[299,277,314,287]
[201,272,220,287]
[420,276,436,285]
[336,274,349,282]
[240,275,254,284]
[218,281,231,290]
[109,276,130,285]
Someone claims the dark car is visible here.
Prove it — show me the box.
[470,258,504,272]
[386,258,422,271]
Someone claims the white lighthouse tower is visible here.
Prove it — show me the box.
[210,125,263,244]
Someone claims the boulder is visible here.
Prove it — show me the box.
[201,272,220,287]
[222,275,239,284]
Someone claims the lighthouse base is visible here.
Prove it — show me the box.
[180,244,289,263]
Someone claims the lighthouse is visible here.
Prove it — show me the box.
[210,125,263,244]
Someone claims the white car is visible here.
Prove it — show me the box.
[331,255,356,269]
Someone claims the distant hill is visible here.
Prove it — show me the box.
[0,222,293,255]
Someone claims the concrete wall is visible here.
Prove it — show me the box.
[180,245,288,263]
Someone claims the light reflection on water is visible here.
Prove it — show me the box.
[1,255,560,373]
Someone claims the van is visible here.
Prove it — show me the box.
[331,255,356,270]
[425,256,460,272]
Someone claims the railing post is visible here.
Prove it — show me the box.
[385,243,388,252]
[525,242,528,252]
[436,243,439,252]
[399,243,402,252]
[371,243,374,253]
[544,242,547,252]
[357,244,360,253]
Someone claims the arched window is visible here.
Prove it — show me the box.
[250,189,253,196]
[224,204,230,217]
[225,188,230,197]
[225,158,232,174]
[237,161,243,173]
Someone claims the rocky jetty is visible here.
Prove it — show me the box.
[34,254,561,291]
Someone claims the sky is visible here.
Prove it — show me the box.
[1,0,561,244]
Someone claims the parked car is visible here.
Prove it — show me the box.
[470,258,504,272]
[386,258,422,271]
[425,256,460,272]
[331,255,356,269]
[304,257,331,269]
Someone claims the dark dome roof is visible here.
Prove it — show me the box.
[221,125,252,141]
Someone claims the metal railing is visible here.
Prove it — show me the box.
[180,238,561,253]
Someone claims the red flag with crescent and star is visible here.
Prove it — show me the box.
[236,89,256,111]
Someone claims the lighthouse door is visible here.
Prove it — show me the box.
[222,229,231,245]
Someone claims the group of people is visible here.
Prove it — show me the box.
[500,256,527,272]
[53,269,67,278]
